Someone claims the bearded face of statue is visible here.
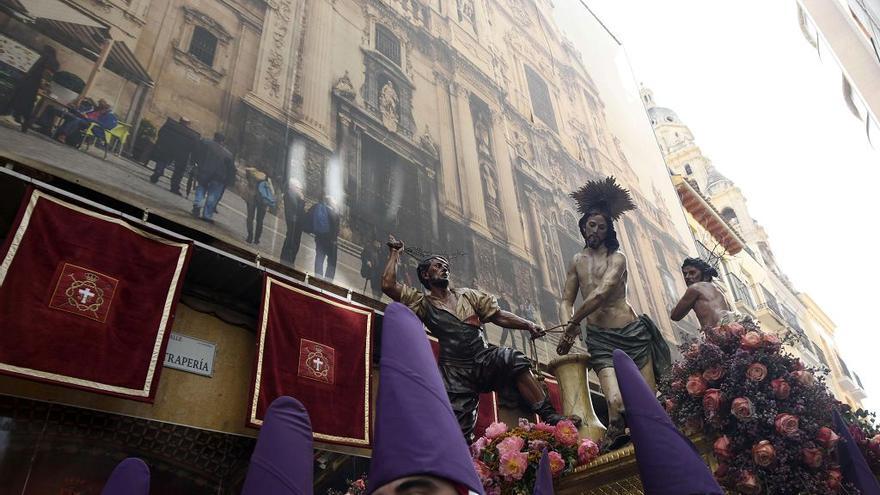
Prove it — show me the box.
[581,213,608,250]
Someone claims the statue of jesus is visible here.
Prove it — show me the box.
[556,177,672,452]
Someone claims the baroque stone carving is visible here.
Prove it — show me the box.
[508,0,532,27]
[474,111,492,158]
[458,0,475,25]
[263,0,294,99]
[334,71,356,100]
[419,125,439,157]
[379,80,400,132]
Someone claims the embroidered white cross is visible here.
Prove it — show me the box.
[78,287,95,304]
[312,356,324,371]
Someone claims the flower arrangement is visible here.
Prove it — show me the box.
[840,404,880,475]
[659,317,853,494]
[470,418,600,495]
[327,473,367,495]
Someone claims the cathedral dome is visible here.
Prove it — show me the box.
[647,106,680,125]
[705,165,732,187]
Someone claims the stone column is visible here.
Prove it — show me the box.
[295,0,334,149]
[526,193,553,290]
[435,76,464,217]
[249,0,303,116]
[453,85,488,231]
[549,354,606,443]
[491,111,526,256]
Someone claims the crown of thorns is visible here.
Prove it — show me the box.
[570,176,636,221]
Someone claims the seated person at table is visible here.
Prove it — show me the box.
[34,98,95,136]
[55,99,118,148]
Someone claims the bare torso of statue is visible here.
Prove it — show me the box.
[571,249,637,329]
[671,259,732,330]
[683,282,730,329]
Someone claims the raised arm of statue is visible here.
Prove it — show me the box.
[381,235,405,301]
[670,285,700,321]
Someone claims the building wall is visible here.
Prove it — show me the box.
[646,90,866,406]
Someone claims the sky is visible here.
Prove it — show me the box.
[582,0,880,409]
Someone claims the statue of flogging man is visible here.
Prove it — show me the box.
[556,176,672,452]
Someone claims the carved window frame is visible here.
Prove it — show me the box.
[372,21,407,70]
[523,63,558,133]
[173,7,232,84]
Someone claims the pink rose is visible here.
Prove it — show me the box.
[816,426,840,449]
[827,468,843,491]
[775,413,800,438]
[732,397,755,421]
[554,419,579,446]
[671,380,684,391]
[869,434,880,454]
[791,370,814,387]
[713,435,733,460]
[578,438,600,465]
[741,331,762,350]
[547,450,565,476]
[746,362,768,382]
[517,418,532,431]
[470,436,488,457]
[751,440,776,467]
[354,479,366,490]
[473,459,493,483]
[686,374,707,397]
[702,366,724,382]
[792,360,805,371]
[762,333,781,349]
[496,436,525,457]
[802,447,823,469]
[533,421,555,434]
[724,322,746,337]
[498,451,528,481]
[529,439,549,452]
[685,344,700,359]
[770,378,791,400]
[702,389,723,413]
[484,421,508,439]
[736,471,761,495]
[664,399,677,413]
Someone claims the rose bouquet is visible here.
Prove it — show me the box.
[659,317,853,494]
[470,418,599,495]
[840,404,880,476]
[327,473,367,495]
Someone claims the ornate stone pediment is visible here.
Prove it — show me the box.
[333,71,356,101]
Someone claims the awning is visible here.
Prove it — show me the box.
[4,0,153,85]
[16,0,102,28]
[672,175,746,255]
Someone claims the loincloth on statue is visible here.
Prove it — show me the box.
[580,314,672,380]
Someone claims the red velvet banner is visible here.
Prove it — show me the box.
[0,189,191,401]
[249,275,373,447]
[427,337,498,438]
